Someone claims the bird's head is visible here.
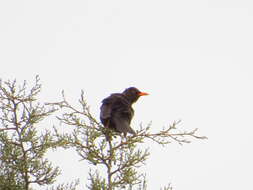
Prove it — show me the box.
[122,87,149,103]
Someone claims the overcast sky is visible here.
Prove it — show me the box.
[1,0,253,189]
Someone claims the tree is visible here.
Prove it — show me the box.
[52,91,207,190]
[0,76,77,190]
[0,76,207,190]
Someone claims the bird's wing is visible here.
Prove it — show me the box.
[100,93,127,120]
[100,94,136,135]
[100,100,112,120]
[100,94,120,120]
[112,110,136,135]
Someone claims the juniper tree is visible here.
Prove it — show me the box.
[0,76,78,190]
[52,91,207,190]
[0,76,206,190]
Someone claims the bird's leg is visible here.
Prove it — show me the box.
[120,133,123,143]
[105,120,110,128]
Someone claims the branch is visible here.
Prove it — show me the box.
[135,120,207,145]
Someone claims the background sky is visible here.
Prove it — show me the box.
[1,0,253,189]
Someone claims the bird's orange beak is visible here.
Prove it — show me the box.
[139,92,149,96]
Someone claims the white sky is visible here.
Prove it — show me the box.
[1,0,253,189]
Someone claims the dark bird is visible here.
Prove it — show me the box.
[100,87,148,140]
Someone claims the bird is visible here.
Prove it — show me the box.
[100,87,148,140]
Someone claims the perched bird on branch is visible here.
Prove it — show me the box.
[100,87,148,140]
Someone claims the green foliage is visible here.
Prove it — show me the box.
[86,170,107,190]
[0,76,61,190]
[46,180,79,190]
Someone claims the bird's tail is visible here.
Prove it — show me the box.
[104,130,112,141]
[102,121,113,141]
